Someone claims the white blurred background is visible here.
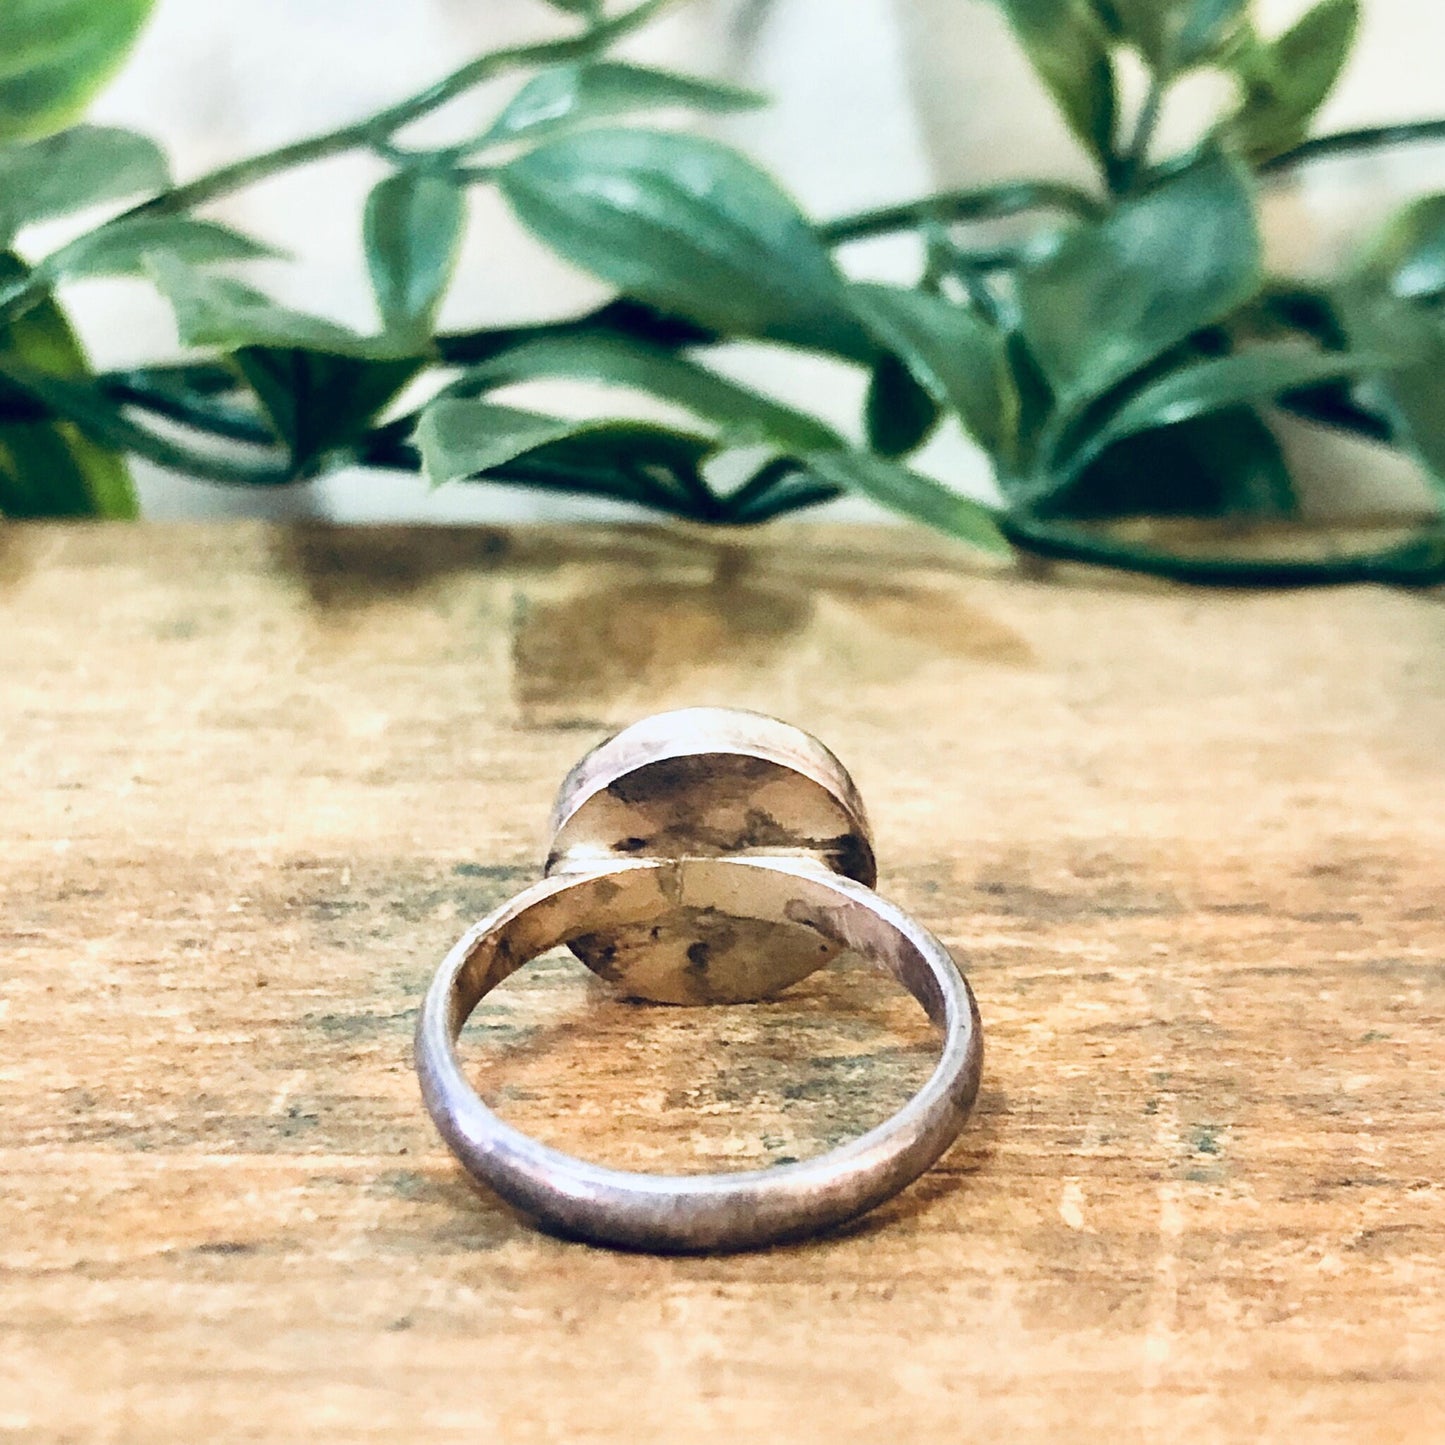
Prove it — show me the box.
[68,0,1445,521]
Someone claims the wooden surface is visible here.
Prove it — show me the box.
[3,522,1445,1443]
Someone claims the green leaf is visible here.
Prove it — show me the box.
[1228,0,1359,164]
[851,282,1016,458]
[0,351,288,486]
[1335,284,1445,497]
[0,0,157,144]
[0,365,133,517]
[233,349,420,472]
[820,179,1102,246]
[499,128,869,357]
[416,396,698,483]
[1001,331,1055,486]
[1099,0,1248,72]
[1091,1,1160,57]
[994,0,1116,168]
[1045,407,1295,519]
[720,458,839,524]
[865,354,940,459]
[42,216,275,281]
[1016,148,1261,407]
[147,254,379,355]
[1340,209,1445,492]
[1060,343,1385,479]
[416,396,716,512]
[480,61,764,149]
[801,449,1010,554]
[1354,194,1445,302]
[455,332,842,452]
[0,125,167,242]
[143,253,422,466]
[1172,0,1250,67]
[0,250,134,517]
[363,170,465,340]
[522,423,717,512]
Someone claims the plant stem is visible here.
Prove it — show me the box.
[124,0,673,220]
[1275,388,1393,444]
[818,181,1103,246]
[101,376,275,445]
[717,457,802,517]
[95,415,292,486]
[1001,511,1445,586]
[350,422,706,518]
[1263,118,1445,174]
[713,457,847,524]
[0,0,678,323]
[729,478,841,524]
[2,301,713,450]
[921,223,1007,325]
[1117,75,1165,194]
[434,299,716,365]
[449,164,502,187]
[468,463,693,517]
[0,357,293,485]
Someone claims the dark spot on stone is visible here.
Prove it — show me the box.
[737,807,794,849]
[614,836,650,854]
[194,1240,257,1256]
[386,1316,414,1332]
[570,931,623,980]
[590,876,624,905]
[824,831,876,886]
[608,753,776,807]
[686,940,711,973]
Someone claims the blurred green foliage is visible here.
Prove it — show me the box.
[1,0,1444,582]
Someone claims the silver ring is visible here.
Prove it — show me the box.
[414,708,983,1252]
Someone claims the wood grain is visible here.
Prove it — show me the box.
[2,522,1444,1443]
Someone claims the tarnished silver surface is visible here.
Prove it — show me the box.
[414,709,984,1252]
[547,707,876,1005]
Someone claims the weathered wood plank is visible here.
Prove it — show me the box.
[2,523,1443,1441]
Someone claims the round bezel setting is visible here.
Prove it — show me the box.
[544,707,876,1003]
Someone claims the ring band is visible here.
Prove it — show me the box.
[414,709,984,1252]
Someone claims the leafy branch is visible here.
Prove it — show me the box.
[1,0,1444,585]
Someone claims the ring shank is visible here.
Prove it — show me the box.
[415,857,982,1252]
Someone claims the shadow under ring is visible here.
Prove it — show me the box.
[414,856,983,1252]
